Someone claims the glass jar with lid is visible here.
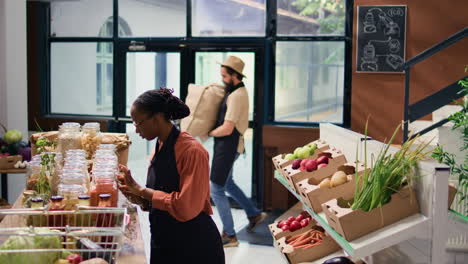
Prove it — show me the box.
[98,144,116,152]
[58,184,86,210]
[89,174,117,207]
[58,123,82,157]
[26,160,42,191]
[61,171,89,193]
[81,123,102,160]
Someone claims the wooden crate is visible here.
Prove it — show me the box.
[0,155,22,170]
[321,185,420,241]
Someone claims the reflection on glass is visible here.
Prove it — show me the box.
[126,52,181,116]
[277,0,346,36]
[119,0,186,37]
[51,0,113,37]
[195,52,255,121]
[192,0,265,36]
[275,41,345,123]
[125,124,155,187]
[51,42,113,116]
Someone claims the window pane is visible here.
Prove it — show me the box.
[192,0,265,36]
[126,52,181,116]
[51,42,113,116]
[195,52,255,121]
[51,0,113,37]
[277,0,346,36]
[275,41,344,123]
[118,0,186,37]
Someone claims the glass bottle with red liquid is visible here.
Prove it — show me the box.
[97,193,114,248]
[90,172,118,207]
[48,195,65,228]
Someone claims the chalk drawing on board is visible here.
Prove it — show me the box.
[357,5,406,73]
[363,12,377,33]
[385,54,405,70]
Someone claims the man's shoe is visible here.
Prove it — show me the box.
[221,232,239,247]
[246,212,268,233]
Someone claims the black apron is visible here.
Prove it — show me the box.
[146,126,224,264]
[210,82,244,186]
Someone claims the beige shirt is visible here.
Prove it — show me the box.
[224,86,249,153]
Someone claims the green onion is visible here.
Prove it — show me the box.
[351,121,433,212]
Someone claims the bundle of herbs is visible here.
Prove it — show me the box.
[351,122,433,212]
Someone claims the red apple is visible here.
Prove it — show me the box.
[300,219,309,227]
[295,214,304,222]
[318,163,328,169]
[286,216,296,223]
[289,220,302,231]
[291,159,302,170]
[281,224,290,231]
[277,220,286,228]
[316,156,329,164]
[305,160,318,172]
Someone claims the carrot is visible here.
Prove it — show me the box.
[303,242,322,249]
[287,230,310,245]
[291,237,313,247]
[294,244,310,249]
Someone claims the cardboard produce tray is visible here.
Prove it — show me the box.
[272,139,330,177]
[321,185,420,241]
[276,229,340,264]
[296,164,367,213]
[269,217,316,240]
[283,148,347,193]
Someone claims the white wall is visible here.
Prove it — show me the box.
[0,0,28,203]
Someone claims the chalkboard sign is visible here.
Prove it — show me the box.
[356,6,407,73]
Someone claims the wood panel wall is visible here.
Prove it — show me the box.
[351,0,468,143]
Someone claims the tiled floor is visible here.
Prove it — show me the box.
[138,206,468,264]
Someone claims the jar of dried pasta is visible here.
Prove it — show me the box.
[81,123,102,160]
[58,123,82,157]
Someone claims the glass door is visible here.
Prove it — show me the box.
[124,51,181,185]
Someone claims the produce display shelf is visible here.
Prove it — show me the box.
[449,209,468,223]
[274,171,430,259]
[448,209,468,233]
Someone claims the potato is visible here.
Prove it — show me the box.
[330,171,347,187]
[318,178,331,188]
[79,258,109,264]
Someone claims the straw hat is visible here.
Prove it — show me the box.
[218,56,246,78]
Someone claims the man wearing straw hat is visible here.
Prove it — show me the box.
[208,56,267,247]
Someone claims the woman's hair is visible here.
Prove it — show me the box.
[133,88,190,120]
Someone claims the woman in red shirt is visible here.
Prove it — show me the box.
[117,88,224,264]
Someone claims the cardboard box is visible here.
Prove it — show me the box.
[296,164,368,213]
[0,155,22,170]
[276,230,340,264]
[321,185,420,241]
[272,139,330,177]
[269,217,316,240]
[448,184,457,209]
[282,148,347,193]
[30,131,131,166]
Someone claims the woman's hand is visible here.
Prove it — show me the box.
[117,164,144,196]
